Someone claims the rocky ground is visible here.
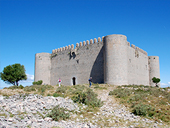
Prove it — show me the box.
[0,86,169,128]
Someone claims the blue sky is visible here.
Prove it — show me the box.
[0,0,170,88]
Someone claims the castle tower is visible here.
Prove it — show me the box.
[104,34,128,85]
[148,56,160,87]
[34,53,51,85]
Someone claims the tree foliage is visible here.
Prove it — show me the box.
[0,63,27,86]
[32,80,43,85]
[152,77,160,87]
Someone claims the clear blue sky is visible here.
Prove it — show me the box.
[0,0,170,88]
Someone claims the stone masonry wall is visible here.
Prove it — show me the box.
[127,44,149,85]
[50,38,104,86]
[104,35,128,85]
[35,34,160,86]
[34,53,51,85]
[148,56,160,87]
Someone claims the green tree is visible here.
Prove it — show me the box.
[0,63,27,86]
[152,77,160,87]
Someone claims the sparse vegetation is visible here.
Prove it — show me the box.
[109,85,170,124]
[1,83,170,126]
[4,85,24,90]
[93,84,107,90]
[46,105,70,121]
[56,86,67,93]
[72,88,103,107]
[32,80,43,85]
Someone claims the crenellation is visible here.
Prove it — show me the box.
[60,47,62,51]
[98,37,101,42]
[63,47,65,51]
[90,39,93,44]
[127,42,130,46]
[68,45,71,49]
[65,46,68,50]
[86,40,89,45]
[71,44,74,49]
[83,41,86,46]
[94,38,97,43]
[55,49,57,53]
[131,44,135,49]
[57,48,60,52]
[52,49,55,53]
[102,36,104,41]
[76,43,79,47]
[79,42,82,47]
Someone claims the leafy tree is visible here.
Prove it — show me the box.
[152,77,160,87]
[0,63,27,86]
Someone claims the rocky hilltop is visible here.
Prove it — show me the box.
[0,85,169,128]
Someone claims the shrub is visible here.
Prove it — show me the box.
[32,80,43,85]
[72,88,103,107]
[46,105,69,121]
[47,94,51,96]
[53,93,63,97]
[56,86,66,93]
[24,86,36,92]
[73,85,86,90]
[19,85,24,89]
[109,88,132,98]
[129,93,148,102]
[7,85,24,90]
[132,103,155,116]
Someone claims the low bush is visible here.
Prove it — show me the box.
[32,80,43,85]
[129,93,148,102]
[53,93,63,97]
[24,85,54,93]
[109,88,132,98]
[132,103,155,117]
[56,86,67,93]
[6,85,24,90]
[110,85,170,124]
[24,86,36,92]
[72,88,103,107]
[46,105,69,121]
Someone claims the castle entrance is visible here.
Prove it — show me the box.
[72,77,76,85]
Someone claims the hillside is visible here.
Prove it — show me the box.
[0,84,170,128]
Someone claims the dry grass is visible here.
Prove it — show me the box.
[109,85,170,125]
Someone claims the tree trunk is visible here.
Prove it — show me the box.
[16,81,19,86]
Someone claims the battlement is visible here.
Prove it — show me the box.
[52,36,104,54]
[52,35,147,56]
[129,43,147,55]
[35,34,160,86]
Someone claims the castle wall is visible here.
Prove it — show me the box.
[148,56,160,87]
[104,35,128,85]
[50,38,104,86]
[34,34,160,86]
[34,53,51,85]
[127,45,149,85]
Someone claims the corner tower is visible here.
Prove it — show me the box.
[104,34,128,85]
[34,53,51,85]
[148,56,160,87]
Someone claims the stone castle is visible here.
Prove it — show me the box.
[34,34,160,86]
